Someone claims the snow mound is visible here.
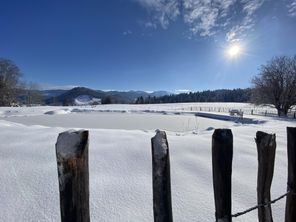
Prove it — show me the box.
[44,109,71,115]
[74,95,101,106]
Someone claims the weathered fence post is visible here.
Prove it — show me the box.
[151,130,173,222]
[255,131,276,222]
[285,127,296,222]
[56,130,90,222]
[212,129,233,222]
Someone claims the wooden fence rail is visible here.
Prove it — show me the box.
[54,127,296,221]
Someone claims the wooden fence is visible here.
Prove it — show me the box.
[181,106,296,118]
[55,127,296,222]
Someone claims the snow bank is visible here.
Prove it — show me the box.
[44,109,71,115]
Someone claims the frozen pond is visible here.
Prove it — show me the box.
[1,112,233,132]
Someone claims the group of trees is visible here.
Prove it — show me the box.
[0,59,21,106]
[0,58,42,106]
[135,88,251,104]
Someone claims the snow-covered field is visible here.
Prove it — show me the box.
[0,103,295,222]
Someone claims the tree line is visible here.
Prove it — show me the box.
[135,88,251,104]
[1,56,296,116]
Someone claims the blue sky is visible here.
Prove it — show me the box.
[1,0,296,92]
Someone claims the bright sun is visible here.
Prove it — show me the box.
[227,44,241,58]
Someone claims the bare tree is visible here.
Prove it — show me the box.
[0,58,22,106]
[24,81,43,105]
[252,56,296,116]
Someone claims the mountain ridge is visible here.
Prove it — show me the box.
[43,87,170,105]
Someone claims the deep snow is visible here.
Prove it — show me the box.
[0,103,295,222]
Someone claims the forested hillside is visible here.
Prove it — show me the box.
[135,88,251,104]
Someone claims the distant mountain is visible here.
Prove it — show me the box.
[44,87,170,105]
[45,87,106,105]
[150,91,171,97]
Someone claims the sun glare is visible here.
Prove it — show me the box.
[227,44,242,58]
